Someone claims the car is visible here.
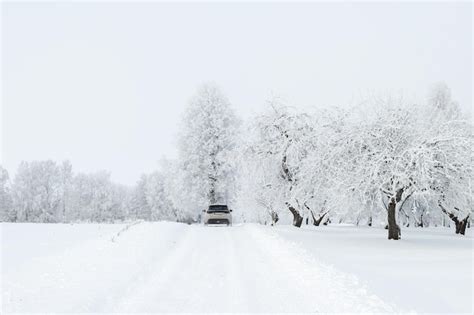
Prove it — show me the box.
[202,204,233,226]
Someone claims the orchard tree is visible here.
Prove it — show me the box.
[326,99,430,239]
[298,108,349,226]
[238,127,286,225]
[247,99,315,227]
[426,105,473,235]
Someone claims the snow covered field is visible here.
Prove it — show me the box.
[2,222,472,313]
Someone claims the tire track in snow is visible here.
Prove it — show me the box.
[110,220,144,242]
[110,224,197,312]
[222,226,252,312]
[99,223,193,312]
[113,225,254,313]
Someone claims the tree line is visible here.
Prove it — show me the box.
[1,82,472,239]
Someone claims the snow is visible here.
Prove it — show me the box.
[2,222,472,313]
[274,225,474,314]
[1,223,124,273]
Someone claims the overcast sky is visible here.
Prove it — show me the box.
[1,1,472,185]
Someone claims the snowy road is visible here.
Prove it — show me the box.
[110,224,394,313]
[2,223,396,313]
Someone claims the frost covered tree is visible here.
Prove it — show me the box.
[145,171,177,221]
[7,160,81,223]
[58,160,73,222]
[428,82,461,119]
[159,158,197,222]
[324,91,472,239]
[129,171,177,221]
[70,171,125,222]
[425,89,473,234]
[297,108,349,226]
[431,129,472,235]
[110,184,130,222]
[329,100,438,239]
[5,160,170,223]
[178,83,239,218]
[238,126,285,225]
[130,174,152,220]
[0,166,14,222]
[243,100,315,227]
[11,160,62,222]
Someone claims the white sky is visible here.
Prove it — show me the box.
[1,1,472,185]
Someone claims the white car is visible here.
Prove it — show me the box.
[202,204,233,226]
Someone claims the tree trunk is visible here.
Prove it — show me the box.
[387,188,403,240]
[438,202,469,235]
[387,198,400,240]
[208,158,218,204]
[208,187,217,204]
[287,204,303,227]
[310,210,328,226]
[270,211,279,226]
[455,221,461,234]
[456,216,469,235]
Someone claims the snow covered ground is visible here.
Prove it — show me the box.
[1,222,472,313]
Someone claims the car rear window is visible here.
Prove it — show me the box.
[208,205,229,212]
